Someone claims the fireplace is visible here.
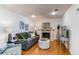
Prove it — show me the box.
[42,32,50,39]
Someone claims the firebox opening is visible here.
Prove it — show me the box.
[42,32,50,39]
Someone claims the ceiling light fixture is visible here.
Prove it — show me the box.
[51,11,57,15]
[51,9,58,15]
[31,14,36,18]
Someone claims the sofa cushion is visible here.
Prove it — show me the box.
[27,38,32,41]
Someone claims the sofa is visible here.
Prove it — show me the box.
[15,32,39,50]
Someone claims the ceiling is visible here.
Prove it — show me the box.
[0,4,71,18]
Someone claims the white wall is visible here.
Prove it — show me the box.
[12,15,33,34]
[0,7,33,43]
[32,17,63,31]
[63,4,79,55]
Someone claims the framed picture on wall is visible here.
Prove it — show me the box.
[62,26,67,37]
[20,21,24,29]
[25,24,28,31]
[42,22,50,29]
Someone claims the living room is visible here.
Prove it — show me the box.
[0,4,79,55]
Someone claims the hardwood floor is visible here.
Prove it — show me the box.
[22,40,70,55]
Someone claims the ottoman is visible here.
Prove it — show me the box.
[38,39,50,49]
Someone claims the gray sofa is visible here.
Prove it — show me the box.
[15,32,39,50]
[24,37,38,50]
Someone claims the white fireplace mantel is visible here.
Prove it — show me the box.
[38,29,53,41]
